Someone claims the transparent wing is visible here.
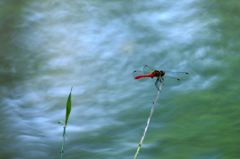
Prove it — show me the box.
[165,71,189,81]
[143,65,155,74]
[132,70,143,77]
[163,71,189,86]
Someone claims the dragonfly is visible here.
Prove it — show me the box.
[133,65,189,90]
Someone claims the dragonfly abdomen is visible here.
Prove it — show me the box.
[134,74,154,79]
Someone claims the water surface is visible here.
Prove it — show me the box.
[0,0,239,159]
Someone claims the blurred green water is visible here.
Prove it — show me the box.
[0,0,240,159]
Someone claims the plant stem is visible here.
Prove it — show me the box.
[133,83,163,159]
[60,125,66,159]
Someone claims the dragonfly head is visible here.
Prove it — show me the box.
[160,70,165,77]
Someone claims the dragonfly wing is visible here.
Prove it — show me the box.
[133,70,143,77]
[165,71,189,81]
[162,71,189,86]
[143,65,155,74]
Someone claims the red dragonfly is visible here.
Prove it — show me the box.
[133,65,189,90]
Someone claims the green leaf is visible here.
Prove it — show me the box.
[65,87,72,126]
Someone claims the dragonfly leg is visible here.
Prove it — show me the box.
[160,77,164,83]
[155,78,160,90]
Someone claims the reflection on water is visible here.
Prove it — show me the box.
[0,0,240,159]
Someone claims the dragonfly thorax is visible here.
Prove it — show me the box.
[152,70,165,78]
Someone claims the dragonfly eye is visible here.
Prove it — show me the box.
[160,70,165,76]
